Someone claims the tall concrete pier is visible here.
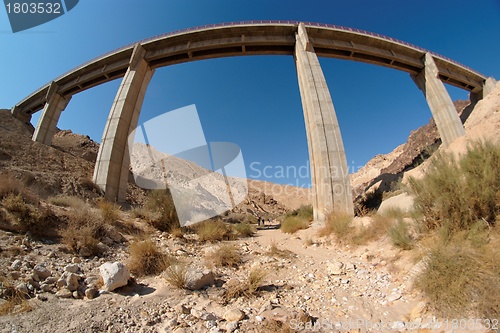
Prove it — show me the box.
[93,44,155,202]
[411,53,465,146]
[32,82,71,145]
[295,23,353,221]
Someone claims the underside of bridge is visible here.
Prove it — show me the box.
[10,21,496,222]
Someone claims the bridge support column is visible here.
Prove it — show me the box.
[295,23,353,223]
[93,43,154,202]
[11,106,34,133]
[412,53,465,146]
[32,82,71,145]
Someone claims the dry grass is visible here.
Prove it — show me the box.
[97,199,121,224]
[208,244,242,268]
[259,319,294,333]
[280,216,309,234]
[195,220,235,242]
[387,219,414,250]
[225,267,267,300]
[233,222,255,238]
[49,195,86,209]
[128,240,172,277]
[61,207,111,257]
[348,214,393,246]
[415,237,500,319]
[143,189,180,232]
[267,240,294,259]
[0,277,32,316]
[79,177,102,194]
[1,193,57,239]
[318,212,353,238]
[164,263,188,289]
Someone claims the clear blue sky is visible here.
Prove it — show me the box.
[1,0,499,187]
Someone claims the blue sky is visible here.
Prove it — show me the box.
[1,0,499,187]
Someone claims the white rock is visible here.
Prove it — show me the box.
[387,292,402,302]
[10,259,22,270]
[185,268,214,290]
[225,321,238,333]
[99,262,130,291]
[33,264,51,280]
[65,273,80,291]
[327,262,344,275]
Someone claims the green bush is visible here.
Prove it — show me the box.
[409,141,500,233]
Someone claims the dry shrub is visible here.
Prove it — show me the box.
[97,199,121,224]
[1,193,57,239]
[164,263,187,289]
[0,277,32,316]
[79,177,102,194]
[409,141,500,233]
[348,214,392,246]
[318,212,353,238]
[49,195,86,209]
[387,218,414,250]
[128,240,171,277]
[415,239,500,319]
[208,244,242,268]
[280,216,309,234]
[61,208,110,257]
[143,189,180,232]
[260,319,294,333]
[195,220,235,242]
[233,222,255,238]
[225,267,267,300]
[267,240,293,259]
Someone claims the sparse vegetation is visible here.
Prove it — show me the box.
[233,222,255,238]
[128,240,172,277]
[164,263,187,289]
[49,195,87,209]
[409,141,500,233]
[208,244,242,268]
[142,189,180,232]
[280,215,309,234]
[97,199,121,224]
[195,219,235,242]
[267,240,294,258]
[225,267,267,300]
[387,218,414,250]
[0,277,32,316]
[318,212,353,238]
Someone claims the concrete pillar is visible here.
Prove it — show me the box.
[411,53,465,146]
[93,43,155,202]
[11,106,35,133]
[295,23,354,223]
[32,82,71,145]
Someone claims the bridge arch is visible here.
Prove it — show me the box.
[11,21,496,222]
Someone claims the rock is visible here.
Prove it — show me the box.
[72,257,81,264]
[327,262,345,275]
[40,283,52,292]
[223,309,245,322]
[387,292,402,302]
[10,259,22,270]
[378,193,414,215]
[64,264,80,273]
[45,276,58,285]
[85,288,99,299]
[36,294,48,301]
[56,279,66,289]
[185,268,214,290]
[99,262,130,291]
[9,271,21,280]
[225,321,238,332]
[33,264,51,281]
[55,289,73,298]
[16,283,28,295]
[65,273,80,291]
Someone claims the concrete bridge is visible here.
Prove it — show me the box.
[10,21,496,222]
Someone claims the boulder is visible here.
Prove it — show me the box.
[99,262,130,291]
[185,268,214,291]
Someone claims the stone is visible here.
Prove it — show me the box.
[36,294,48,301]
[65,273,80,291]
[55,289,73,298]
[99,262,130,291]
[72,257,81,264]
[223,309,245,322]
[185,268,214,290]
[33,264,51,280]
[410,301,427,319]
[45,276,58,285]
[10,259,22,270]
[85,288,99,299]
[56,279,66,288]
[40,283,52,292]
[225,321,238,333]
[9,271,21,280]
[387,292,402,302]
[327,262,344,275]
[16,283,28,295]
[64,264,80,273]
